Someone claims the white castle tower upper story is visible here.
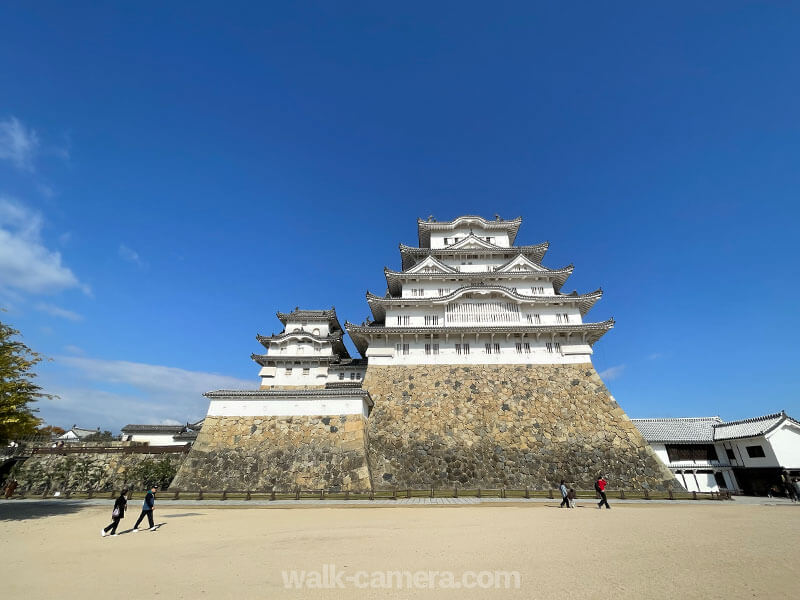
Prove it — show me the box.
[253,307,367,389]
[346,215,613,365]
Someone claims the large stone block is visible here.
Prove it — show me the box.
[171,414,372,491]
[361,363,678,491]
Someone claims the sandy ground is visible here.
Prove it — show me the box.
[1,501,798,599]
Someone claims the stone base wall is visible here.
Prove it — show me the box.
[171,414,372,491]
[12,449,189,493]
[362,363,678,491]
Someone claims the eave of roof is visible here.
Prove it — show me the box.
[251,353,339,366]
[276,307,342,332]
[345,319,613,355]
[417,215,522,247]
[384,264,574,295]
[365,286,601,322]
[204,388,374,407]
[398,242,548,271]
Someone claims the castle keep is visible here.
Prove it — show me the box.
[173,215,676,491]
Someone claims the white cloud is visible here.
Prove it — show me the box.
[598,364,626,381]
[0,117,39,172]
[647,353,663,360]
[0,197,89,296]
[63,344,84,355]
[35,302,83,321]
[40,356,255,429]
[58,356,252,395]
[119,243,145,268]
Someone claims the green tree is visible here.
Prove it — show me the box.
[128,457,178,489]
[0,316,54,443]
[85,430,115,441]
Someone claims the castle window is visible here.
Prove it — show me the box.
[356,372,362,380]
[546,342,553,353]
[534,314,541,324]
[396,315,410,326]
[285,367,292,375]
[484,343,493,354]
[350,372,356,380]
[524,343,531,353]
[455,343,470,355]
[433,343,439,355]
[554,342,561,353]
[532,286,544,294]
[556,313,569,324]
[425,343,431,355]
[444,237,449,245]
[515,342,522,354]
[438,288,451,296]
[412,288,424,297]
[746,445,766,458]
[396,343,409,356]
[302,367,310,376]
[456,343,462,355]
[424,315,439,326]
[464,343,470,355]
[339,372,345,380]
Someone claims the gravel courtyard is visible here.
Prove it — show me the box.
[1,501,797,599]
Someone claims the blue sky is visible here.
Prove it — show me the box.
[1,2,798,431]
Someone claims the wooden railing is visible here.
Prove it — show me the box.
[4,486,733,502]
[30,444,191,455]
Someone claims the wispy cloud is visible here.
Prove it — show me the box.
[35,302,83,321]
[119,243,145,268]
[0,196,90,296]
[0,117,39,172]
[599,364,626,381]
[647,353,663,360]
[63,344,85,355]
[40,356,254,429]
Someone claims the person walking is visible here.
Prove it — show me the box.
[567,487,577,508]
[782,471,797,502]
[4,479,18,499]
[596,476,610,509]
[133,485,157,531]
[101,488,128,537]
[559,480,570,508]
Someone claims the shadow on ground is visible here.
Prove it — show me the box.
[0,500,86,521]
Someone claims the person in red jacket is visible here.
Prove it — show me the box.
[595,476,610,509]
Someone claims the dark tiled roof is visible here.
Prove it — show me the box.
[121,424,185,434]
[631,417,722,443]
[713,411,797,440]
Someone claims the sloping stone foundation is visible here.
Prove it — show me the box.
[171,414,372,491]
[362,363,678,491]
[13,447,189,493]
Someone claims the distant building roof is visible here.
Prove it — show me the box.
[632,411,799,443]
[631,417,722,443]
[121,424,185,434]
[57,426,99,440]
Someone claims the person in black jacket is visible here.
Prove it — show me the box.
[101,488,128,537]
[133,485,157,531]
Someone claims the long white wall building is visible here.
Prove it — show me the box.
[633,411,800,495]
